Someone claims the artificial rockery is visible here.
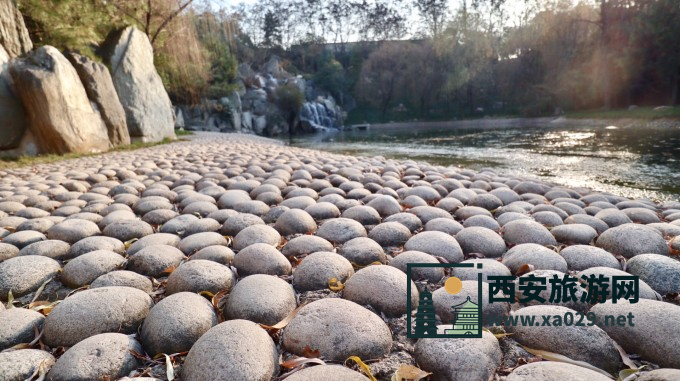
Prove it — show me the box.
[175,56,345,136]
[0,0,177,157]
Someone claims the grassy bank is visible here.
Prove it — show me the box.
[0,133,192,171]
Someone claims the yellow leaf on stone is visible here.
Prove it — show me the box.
[345,356,377,381]
[328,278,344,291]
[124,238,138,249]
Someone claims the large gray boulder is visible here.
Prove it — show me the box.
[0,0,32,58]
[66,52,130,146]
[0,45,27,150]
[106,27,175,143]
[9,46,111,154]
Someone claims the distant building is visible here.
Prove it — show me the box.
[414,289,437,336]
[444,296,479,336]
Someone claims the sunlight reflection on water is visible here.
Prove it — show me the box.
[286,123,680,201]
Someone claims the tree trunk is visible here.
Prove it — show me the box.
[600,0,611,111]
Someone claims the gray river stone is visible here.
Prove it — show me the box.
[338,237,387,266]
[127,244,186,278]
[317,218,367,244]
[141,292,217,355]
[293,251,354,292]
[502,219,557,246]
[343,264,418,317]
[404,231,464,263]
[559,245,621,271]
[182,320,278,381]
[596,223,668,258]
[46,219,100,244]
[626,254,680,295]
[224,274,296,325]
[389,250,444,282]
[591,299,680,369]
[505,305,621,373]
[414,330,501,381]
[506,362,612,381]
[233,242,291,276]
[284,365,369,381]
[0,349,55,381]
[165,259,235,295]
[61,249,125,288]
[502,243,567,274]
[0,255,60,300]
[47,333,142,381]
[90,270,153,292]
[0,308,45,350]
[283,298,392,361]
[42,286,152,347]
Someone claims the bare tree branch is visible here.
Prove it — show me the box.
[150,0,194,46]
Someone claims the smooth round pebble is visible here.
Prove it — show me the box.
[224,274,297,325]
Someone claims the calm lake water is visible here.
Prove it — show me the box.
[285,123,680,201]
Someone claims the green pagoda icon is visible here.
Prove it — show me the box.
[445,296,480,335]
[413,289,437,336]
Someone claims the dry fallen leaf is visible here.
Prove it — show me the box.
[611,340,636,370]
[30,278,52,304]
[302,346,321,358]
[391,364,431,381]
[280,356,326,369]
[260,302,308,331]
[163,354,175,381]
[521,346,614,379]
[516,263,535,276]
[482,327,513,339]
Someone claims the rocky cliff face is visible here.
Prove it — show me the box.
[0,0,32,58]
[178,56,344,136]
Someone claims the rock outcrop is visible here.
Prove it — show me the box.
[9,46,111,154]
[67,52,130,146]
[0,45,26,150]
[0,0,32,58]
[179,56,343,136]
[105,27,175,143]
